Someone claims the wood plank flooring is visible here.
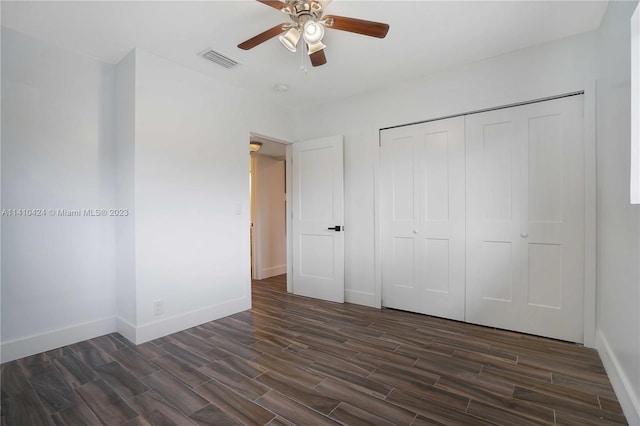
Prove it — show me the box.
[1,274,627,425]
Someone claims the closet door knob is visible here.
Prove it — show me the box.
[521,233,528,238]
[413,230,419,234]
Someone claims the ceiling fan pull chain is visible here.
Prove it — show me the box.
[300,41,308,74]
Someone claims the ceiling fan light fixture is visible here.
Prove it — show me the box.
[249,141,263,152]
[307,40,326,55]
[303,20,325,44]
[279,27,301,52]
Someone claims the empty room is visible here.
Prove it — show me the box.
[1,1,639,425]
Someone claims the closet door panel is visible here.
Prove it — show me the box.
[423,131,450,224]
[417,117,465,320]
[466,109,522,325]
[422,238,450,294]
[520,96,584,342]
[481,121,516,223]
[381,130,420,312]
[382,117,465,320]
[466,95,584,343]
[391,136,416,224]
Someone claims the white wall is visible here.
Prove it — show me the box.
[252,154,286,279]
[130,49,294,342]
[594,2,640,423]
[1,28,118,360]
[1,30,296,357]
[295,30,597,308]
[115,50,137,332]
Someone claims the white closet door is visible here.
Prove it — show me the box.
[381,117,465,320]
[466,95,584,342]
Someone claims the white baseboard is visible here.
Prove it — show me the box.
[1,316,117,363]
[345,289,377,307]
[131,296,251,344]
[116,316,137,343]
[260,265,287,279]
[0,297,252,361]
[596,330,640,425]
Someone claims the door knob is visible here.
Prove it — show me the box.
[521,233,528,238]
[413,230,419,234]
[327,226,343,231]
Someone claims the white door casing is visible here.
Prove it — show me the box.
[381,117,466,320]
[465,95,585,343]
[291,136,345,303]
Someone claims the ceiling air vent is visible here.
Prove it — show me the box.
[199,49,240,69]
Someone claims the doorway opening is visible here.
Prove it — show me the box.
[249,134,288,287]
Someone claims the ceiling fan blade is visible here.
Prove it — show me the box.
[324,15,389,38]
[238,24,288,50]
[310,49,327,67]
[257,0,288,12]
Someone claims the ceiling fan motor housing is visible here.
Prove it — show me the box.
[286,0,324,23]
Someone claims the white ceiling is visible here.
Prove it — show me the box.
[2,1,608,107]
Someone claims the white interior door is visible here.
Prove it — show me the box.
[291,136,344,303]
[381,117,466,320]
[466,95,585,342]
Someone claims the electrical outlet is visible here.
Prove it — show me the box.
[153,300,164,316]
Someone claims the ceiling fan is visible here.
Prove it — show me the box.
[238,0,389,67]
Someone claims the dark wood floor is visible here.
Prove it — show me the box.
[1,274,627,425]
